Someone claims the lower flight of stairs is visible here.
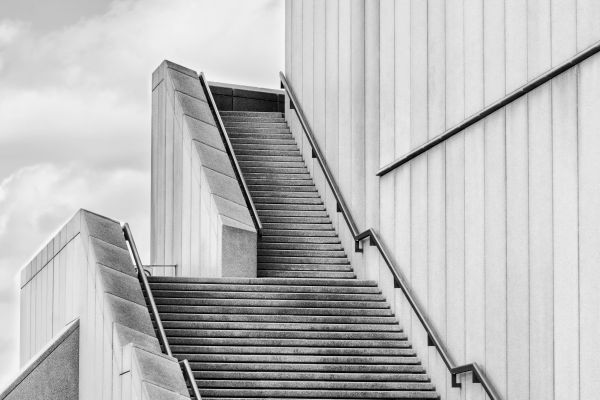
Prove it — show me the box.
[145,111,438,399]
[147,276,439,399]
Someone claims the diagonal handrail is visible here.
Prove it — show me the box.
[123,223,202,399]
[280,71,501,400]
[377,38,600,176]
[199,72,263,236]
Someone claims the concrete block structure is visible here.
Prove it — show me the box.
[4,2,600,399]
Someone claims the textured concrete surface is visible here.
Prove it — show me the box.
[151,60,256,278]
[1,321,79,400]
[18,209,191,400]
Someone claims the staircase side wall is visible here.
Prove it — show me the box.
[286,1,600,400]
[151,60,257,278]
[1,322,79,400]
[17,209,190,400]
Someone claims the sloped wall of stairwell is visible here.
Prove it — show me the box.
[18,209,190,399]
[1,321,79,400]
[151,60,257,278]
[286,1,600,400]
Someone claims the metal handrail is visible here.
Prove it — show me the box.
[123,224,201,399]
[199,72,263,236]
[180,359,202,399]
[279,72,501,400]
[377,38,600,176]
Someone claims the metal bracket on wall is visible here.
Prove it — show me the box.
[354,241,363,253]
[451,374,461,388]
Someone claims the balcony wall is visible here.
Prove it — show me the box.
[285,1,600,399]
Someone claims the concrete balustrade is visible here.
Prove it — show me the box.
[18,209,190,400]
[151,60,257,278]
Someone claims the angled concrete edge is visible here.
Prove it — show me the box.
[18,209,190,399]
[0,320,80,399]
[154,59,256,233]
[77,209,190,399]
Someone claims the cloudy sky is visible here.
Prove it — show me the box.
[0,0,283,388]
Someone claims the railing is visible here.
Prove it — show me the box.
[123,224,202,399]
[280,72,501,400]
[199,72,263,236]
[377,39,600,177]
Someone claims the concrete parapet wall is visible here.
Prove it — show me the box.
[151,60,257,278]
[209,81,285,113]
[18,209,190,400]
[1,321,79,400]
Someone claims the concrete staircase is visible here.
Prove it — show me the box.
[224,111,353,280]
[146,111,439,399]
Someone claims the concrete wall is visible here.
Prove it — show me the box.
[210,82,285,113]
[285,1,600,399]
[1,321,79,400]
[18,209,190,400]
[151,61,257,278]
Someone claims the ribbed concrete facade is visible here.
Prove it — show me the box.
[285,1,600,399]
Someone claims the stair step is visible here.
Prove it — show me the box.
[161,321,402,332]
[228,127,291,134]
[157,313,396,325]
[255,203,326,211]
[168,330,402,340]
[194,370,427,381]
[243,172,312,179]
[156,305,392,317]
[236,149,301,156]
[258,210,328,217]
[240,161,307,168]
[234,144,300,151]
[249,185,317,192]
[258,249,346,256]
[259,235,340,243]
[221,116,285,122]
[149,276,376,287]
[189,362,423,373]
[246,179,315,186]
[262,230,338,237]
[258,265,352,272]
[230,138,297,145]
[253,197,323,204]
[172,338,409,349]
[239,155,304,162]
[224,122,288,128]
[220,111,283,117]
[174,353,419,364]
[241,166,309,174]
[230,133,294,140]
[258,256,348,264]
[258,270,356,279]
[262,224,335,231]
[259,216,332,224]
[198,389,436,399]
[258,242,342,250]
[152,290,385,301]
[155,298,388,309]
[195,379,433,391]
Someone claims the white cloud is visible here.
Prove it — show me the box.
[0,0,283,387]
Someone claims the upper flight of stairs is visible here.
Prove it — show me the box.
[145,111,438,399]
[222,111,353,280]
